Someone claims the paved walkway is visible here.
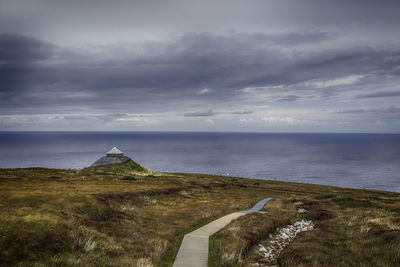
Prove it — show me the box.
[173,197,272,267]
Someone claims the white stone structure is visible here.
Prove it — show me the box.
[106,147,124,157]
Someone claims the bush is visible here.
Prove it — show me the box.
[332,197,370,208]
[0,219,72,264]
[314,194,336,200]
[121,176,137,181]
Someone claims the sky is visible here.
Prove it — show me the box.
[1,0,400,132]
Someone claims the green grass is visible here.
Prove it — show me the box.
[0,162,399,266]
[121,175,138,181]
[314,193,337,199]
[0,218,73,264]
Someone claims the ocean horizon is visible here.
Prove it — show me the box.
[0,131,399,192]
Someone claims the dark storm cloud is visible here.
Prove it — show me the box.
[1,0,400,47]
[0,34,55,63]
[0,0,399,131]
[1,32,400,116]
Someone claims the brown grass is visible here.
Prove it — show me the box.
[210,190,400,266]
[0,164,399,266]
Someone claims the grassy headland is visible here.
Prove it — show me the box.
[0,162,399,266]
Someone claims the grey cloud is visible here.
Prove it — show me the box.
[63,115,87,120]
[1,32,400,125]
[1,0,400,47]
[276,95,300,102]
[184,110,217,117]
[0,1,400,132]
[248,32,334,46]
[63,113,125,121]
[329,106,400,131]
[335,109,366,114]
[231,111,253,115]
[184,110,253,117]
[0,34,55,64]
[335,106,400,117]
[378,106,400,114]
[357,90,400,99]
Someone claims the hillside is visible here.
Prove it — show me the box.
[0,162,399,266]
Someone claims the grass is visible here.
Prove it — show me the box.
[0,162,399,266]
[210,190,400,266]
[209,198,298,266]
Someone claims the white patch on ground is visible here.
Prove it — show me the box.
[293,201,308,213]
[255,220,315,266]
[297,208,308,213]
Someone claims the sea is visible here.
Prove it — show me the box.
[0,131,399,192]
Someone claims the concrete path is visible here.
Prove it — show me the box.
[173,197,272,267]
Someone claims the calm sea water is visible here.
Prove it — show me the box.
[0,132,399,192]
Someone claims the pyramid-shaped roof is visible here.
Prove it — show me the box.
[107,147,123,155]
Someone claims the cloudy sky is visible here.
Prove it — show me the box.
[1,0,400,132]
